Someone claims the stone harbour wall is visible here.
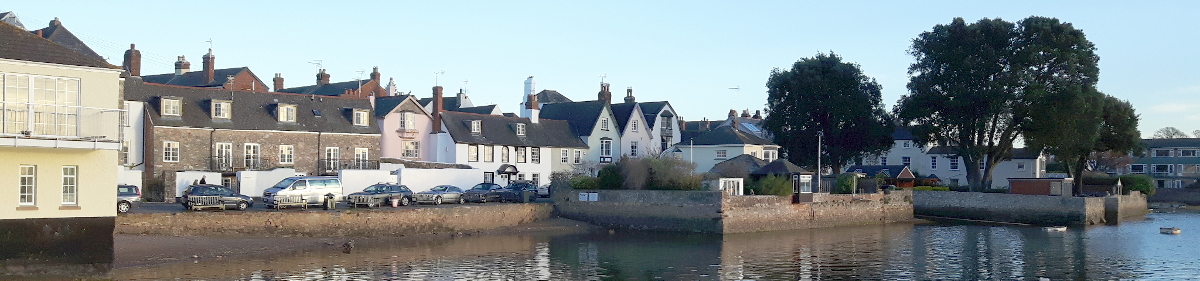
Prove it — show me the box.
[912,191,1147,226]
[116,204,551,237]
[722,191,914,233]
[552,189,724,233]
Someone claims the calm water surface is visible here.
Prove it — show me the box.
[113,212,1200,280]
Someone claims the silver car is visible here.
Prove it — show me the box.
[117,185,141,213]
[413,185,465,205]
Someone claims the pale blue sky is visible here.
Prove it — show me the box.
[5,1,1197,137]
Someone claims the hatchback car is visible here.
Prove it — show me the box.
[117,185,141,213]
[180,184,254,211]
[346,183,414,208]
[414,185,465,205]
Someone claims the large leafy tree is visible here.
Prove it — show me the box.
[764,53,894,174]
[896,16,1113,191]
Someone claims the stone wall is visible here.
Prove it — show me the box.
[1106,191,1149,224]
[0,217,114,276]
[552,189,723,233]
[1149,189,1200,205]
[722,190,913,233]
[116,203,551,237]
[912,191,1146,226]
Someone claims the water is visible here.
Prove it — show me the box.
[110,213,1200,280]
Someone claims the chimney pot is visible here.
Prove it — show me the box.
[174,55,190,76]
[317,69,330,85]
[273,73,284,91]
[598,83,612,104]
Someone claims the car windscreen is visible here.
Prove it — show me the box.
[272,178,298,189]
[363,185,386,192]
[118,186,138,195]
[471,184,491,190]
[431,186,447,192]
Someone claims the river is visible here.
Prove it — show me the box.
[108,212,1199,280]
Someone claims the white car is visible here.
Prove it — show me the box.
[263,176,344,207]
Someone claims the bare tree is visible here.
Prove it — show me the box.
[1153,127,1189,139]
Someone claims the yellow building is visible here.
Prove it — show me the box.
[0,19,122,275]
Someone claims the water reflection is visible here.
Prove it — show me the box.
[107,213,1200,280]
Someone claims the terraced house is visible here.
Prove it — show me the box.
[1123,138,1200,189]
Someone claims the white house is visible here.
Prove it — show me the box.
[860,128,1046,188]
[610,89,656,158]
[668,124,780,173]
[539,83,624,171]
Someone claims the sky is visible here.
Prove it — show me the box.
[3,1,1197,138]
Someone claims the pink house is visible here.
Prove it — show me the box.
[374,94,435,161]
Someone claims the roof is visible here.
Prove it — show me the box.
[893,127,915,140]
[373,95,422,118]
[685,125,775,146]
[752,159,810,175]
[1143,138,1200,149]
[609,102,638,132]
[278,79,365,96]
[638,101,672,127]
[536,90,573,104]
[418,96,463,111]
[123,78,379,134]
[452,105,498,115]
[0,11,25,29]
[926,146,1040,159]
[31,18,105,62]
[538,100,608,136]
[844,165,914,179]
[142,67,254,88]
[709,154,770,175]
[439,111,588,148]
[0,18,118,69]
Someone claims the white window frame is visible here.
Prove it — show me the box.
[880,157,887,166]
[1129,164,1146,174]
[485,145,495,162]
[278,104,296,122]
[1017,162,1026,171]
[630,141,638,157]
[631,120,639,132]
[163,141,180,162]
[517,147,527,163]
[325,147,341,170]
[516,123,526,136]
[600,140,613,157]
[470,120,481,134]
[403,141,420,158]
[354,147,369,167]
[501,146,510,163]
[903,141,911,148]
[532,173,540,186]
[949,157,959,171]
[61,165,77,205]
[121,140,131,165]
[468,145,479,162]
[212,100,232,119]
[399,111,415,131]
[353,109,369,126]
[1153,164,1174,174]
[930,156,938,170]
[161,97,182,116]
[531,147,541,164]
[716,150,727,159]
[574,149,584,164]
[1181,149,1199,157]
[600,118,609,131]
[19,165,36,206]
[902,156,911,167]
[561,149,569,163]
[214,142,233,168]
[1154,149,1173,157]
[278,145,295,164]
[244,143,261,168]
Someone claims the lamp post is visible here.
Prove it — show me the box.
[816,131,825,193]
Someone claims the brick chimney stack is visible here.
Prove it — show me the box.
[431,86,445,133]
[123,44,141,77]
[370,66,381,82]
[202,48,215,83]
[624,87,635,104]
[174,56,190,76]
[317,69,330,85]
[273,73,284,91]
[598,83,612,104]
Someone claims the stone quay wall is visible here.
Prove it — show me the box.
[553,188,914,233]
[913,191,1147,226]
[116,204,551,237]
[1149,189,1200,205]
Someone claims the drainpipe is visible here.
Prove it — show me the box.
[316,132,323,175]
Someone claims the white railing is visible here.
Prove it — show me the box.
[0,101,123,144]
[187,196,225,210]
[268,194,308,209]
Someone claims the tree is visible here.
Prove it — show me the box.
[1153,127,1188,139]
[763,53,895,174]
[896,16,1110,191]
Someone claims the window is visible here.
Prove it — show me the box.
[278,104,296,122]
[516,123,526,136]
[501,146,510,163]
[560,149,569,163]
[121,140,131,164]
[244,143,261,168]
[1129,164,1145,174]
[930,156,938,170]
[1153,164,1174,174]
[631,120,638,132]
[399,112,415,131]
[574,149,584,164]
[949,157,959,170]
[1182,149,1199,157]
[4,74,80,136]
[161,98,181,116]
[751,151,758,159]
[279,145,295,164]
[600,118,609,131]
[468,145,479,162]
[1154,149,1173,157]
[212,100,231,119]
[716,150,728,158]
[630,141,638,157]
[881,157,887,166]
[902,157,911,167]
[485,145,494,162]
[532,173,541,186]
[354,148,369,168]
[903,141,911,148]
[163,141,180,162]
[214,143,232,169]
[1017,162,1027,171]
[61,166,77,205]
[470,120,481,134]
[517,173,526,181]
[352,109,370,126]
[517,147,527,163]
[601,140,613,156]
[403,141,420,158]
[531,147,541,164]
[19,165,35,205]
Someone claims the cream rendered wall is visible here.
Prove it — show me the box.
[0,147,117,219]
[0,59,122,140]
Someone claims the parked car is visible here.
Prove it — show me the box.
[414,185,466,205]
[463,183,505,203]
[117,184,141,213]
[263,176,344,208]
[180,184,253,211]
[506,181,539,203]
[346,183,413,208]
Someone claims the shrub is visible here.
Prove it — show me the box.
[618,156,650,189]
[550,171,573,191]
[569,175,600,189]
[833,173,857,194]
[597,164,624,189]
[913,186,950,191]
[1118,174,1155,196]
[644,157,703,190]
[751,175,794,196]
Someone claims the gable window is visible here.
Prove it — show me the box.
[163,141,180,162]
[403,141,420,158]
[930,156,938,170]
[501,146,510,163]
[516,123,526,136]
[244,143,261,169]
[468,145,479,162]
[902,157,911,167]
[470,120,482,134]
[561,149,569,163]
[19,165,36,206]
[574,149,584,164]
[716,150,728,159]
[399,112,415,131]
[1017,162,1027,171]
[352,109,369,126]
[1129,164,1145,174]
[903,141,911,148]
[881,157,888,166]
[279,145,295,164]
[517,147,527,163]
[485,145,495,162]
[61,165,78,205]
[1153,149,1173,157]
[278,104,297,122]
[600,118,609,131]
[531,147,541,164]
[162,98,182,116]
[949,157,959,170]
[630,141,638,157]
[1181,149,1199,157]
[212,100,232,119]
[632,120,639,132]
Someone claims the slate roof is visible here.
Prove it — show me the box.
[536,90,573,104]
[709,154,770,174]
[538,100,608,136]
[1143,138,1200,149]
[30,18,105,62]
[609,102,638,132]
[686,125,775,146]
[893,127,914,140]
[752,159,810,175]
[0,18,118,69]
[124,78,379,134]
[278,80,364,96]
[638,101,671,127]
[452,105,497,115]
[142,67,256,88]
[373,95,419,117]
[926,147,1041,159]
[844,165,913,178]
[439,111,587,148]
[418,96,464,111]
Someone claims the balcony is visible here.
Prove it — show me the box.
[397,128,419,139]
[318,159,380,175]
[209,156,277,172]
[0,102,123,150]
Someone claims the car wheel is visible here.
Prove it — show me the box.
[400,197,411,206]
[457,196,465,204]
[236,201,249,211]
[117,201,132,213]
[478,196,486,203]
[434,196,442,205]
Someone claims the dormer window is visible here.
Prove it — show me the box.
[470,120,482,134]
[212,100,231,119]
[352,109,369,126]
[516,123,526,136]
[162,98,181,116]
[278,104,297,122]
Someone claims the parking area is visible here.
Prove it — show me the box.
[130,197,553,214]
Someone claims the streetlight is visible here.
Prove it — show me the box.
[816,131,823,192]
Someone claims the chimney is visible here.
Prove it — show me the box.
[741,109,751,118]
[174,56,190,76]
[753,110,762,119]
[522,76,539,123]
[624,87,635,104]
[202,49,215,83]
[122,44,141,77]
[273,73,284,91]
[598,83,612,104]
[728,109,737,117]
[370,66,381,82]
[431,86,445,133]
[317,69,330,85]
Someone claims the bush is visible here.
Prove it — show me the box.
[751,175,794,196]
[833,173,857,194]
[597,164,624,189]
[913,186,950,191]
[644,157,703,190]
[618,156,650,189]
[1118,174,1155,196]
[569,175,600,189]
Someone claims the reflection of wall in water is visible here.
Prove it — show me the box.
[549,231,722,280]
[720,223,912,280]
